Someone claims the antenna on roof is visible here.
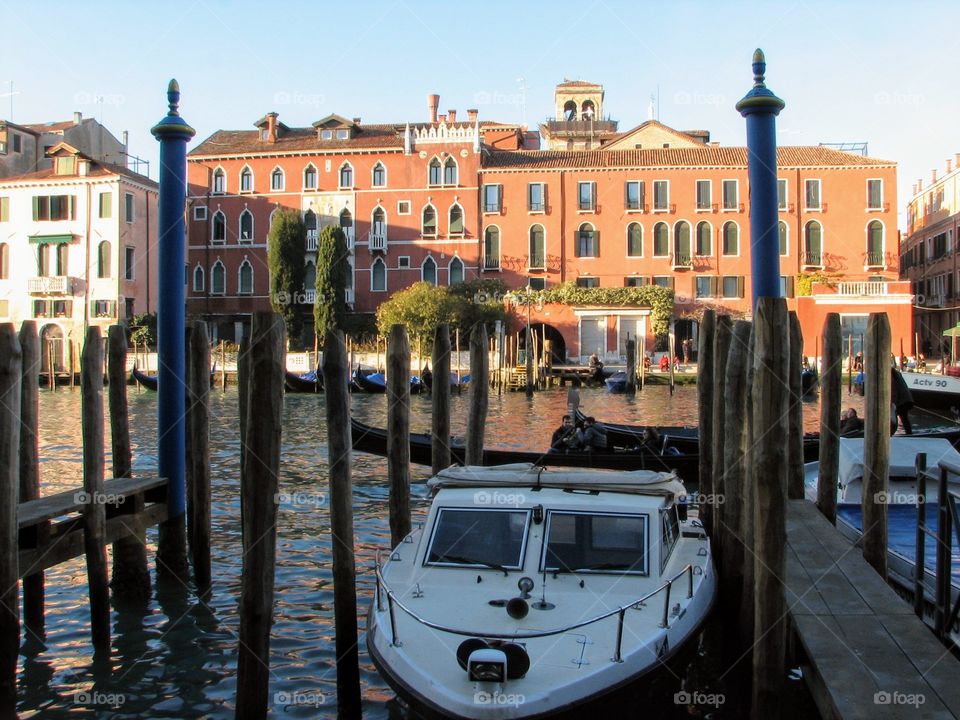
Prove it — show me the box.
[516,77,527,128]
[1,81,20,120]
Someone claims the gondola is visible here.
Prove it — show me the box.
[604,370,627,393]
[422,371,471,391]
[284,369,322,393]
[352,369,424,395]
[350,417,700,480]
[132,364,217,392]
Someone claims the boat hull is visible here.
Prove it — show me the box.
[901,371,960,412]
[284,370,322,393]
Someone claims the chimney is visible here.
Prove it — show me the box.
[912,183,917,195]
[467,108,478,123]
[438,114,447,124]
[447,109,457,123]
[122,130,129,151]
[948,158,953,174]
[73,111,82,125]
[266,112,278,143]
[427,93,439,124]
[352,117,361,125]
[955,152,960,169]
[932,169,938,184]
[918,178,923,191]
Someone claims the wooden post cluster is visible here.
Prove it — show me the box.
[187,321,212,588]
[711,315,732,546]
[236,313,285,720]
[625,338,636,393]
[18,322,43,632]
[386,325,412,548]
[862,312,891,577]
[697,310,716,536]
[817,313,842,524]
[432,325,452,476]
[466,325,489,466]
[321,330,362,719]
[787,313,805,500]
[0,324,22,708]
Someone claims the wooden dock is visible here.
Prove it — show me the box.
[786,499,960,719]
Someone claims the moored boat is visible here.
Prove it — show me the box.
[132,364,217,391]
[604,371,627,393]
[284,369,322,393]
[901,370,960,413]
[352,368,424,394]
[367,463,716,718]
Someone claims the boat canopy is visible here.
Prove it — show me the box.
[428,463,684,497]
[838,437,960,489]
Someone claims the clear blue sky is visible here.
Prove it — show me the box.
[3,0,956,229]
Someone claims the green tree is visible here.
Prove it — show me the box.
[267,210,307,344]
[314,225,349,342]
[130,311,157,347]
[376,282,457,345]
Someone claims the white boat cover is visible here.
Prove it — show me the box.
[428,463,684,497]
[838,437,960,489]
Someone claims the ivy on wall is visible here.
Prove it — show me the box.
[796,271,837,297]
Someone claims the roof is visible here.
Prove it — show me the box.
[21,119,82,133]
[0,160,157,187]
[0,120,40,136]
[557,79,602,89]
[483,145,896,170]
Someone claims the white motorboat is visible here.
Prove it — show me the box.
[900,370,960,412]
[367,463,716,719]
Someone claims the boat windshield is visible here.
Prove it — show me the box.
[542,511,649,575]
[425,508,531,570]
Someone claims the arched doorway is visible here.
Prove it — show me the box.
[519,323,566,366]
[40,324,64,375]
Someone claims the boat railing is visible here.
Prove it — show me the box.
[374,551,698,662]
[916,455,960,644]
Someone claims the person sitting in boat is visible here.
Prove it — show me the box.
[550,415,583,453]
[421,364,432,390]
[588,353,604,383]
[839,408,864,436]
[578,416,607,452]
[643,353,652,370]
[853,351,864,372]
[918,353,927,372]
[640,426,662,452]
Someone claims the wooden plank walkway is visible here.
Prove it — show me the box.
[786,499,960,719]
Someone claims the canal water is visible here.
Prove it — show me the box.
[18,384,866,718]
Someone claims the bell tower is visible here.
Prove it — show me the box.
[540,79,618,150]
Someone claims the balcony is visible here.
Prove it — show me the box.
[483,257,501,271]
[369,232,387,253]
[28,276,71,294]
[542,119,618,134]
[801,251,822,268]
[836,281,890,297]
[672,253,693,269]
[306,230,318,252]
[864,251,885,268]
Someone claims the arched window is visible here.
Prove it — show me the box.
[449,256,464,285]
[211,261,225,295]
[372,162,386,187]
[563,100,577,121]
[867,220,883,265]
[626,223,642,258]
[696,222,711,256]
[97,241,111,278]
[804,221,822,265]
[212,210,226,244]
[443,157,458,185]
[576,222,597,257]
[422,204,437,236]
[270,167,284,191]
[422,256,438,285]
[449,203,464,235]
[778,221,788,257]
[239,166,253,193]
[303,164,317,190]
[428,157,442,186]
[371,257,387,292]
[674,221,691,264]
[304,260,316,293]
[372,207,386,235]
[192,265,204,292]
[0,243,8,280]
[304,209,317,232]
[529,224,546,269]
[238,260,253,294]
[581,99,596,120]
[338,162,353,188]
[339,209,353,243]
[239,209,254,243]
[484,227,500,270]
[213,167,226,194]
[722,222,739,256]
[653,222,669,256]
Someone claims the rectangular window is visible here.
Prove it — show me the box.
[124,247,135,280]
[528,277,546,290]
[575,277,599,288]
[0,197,8,222]
[92,299,115,318]
[528,183,545,212]
[653,181,669,211]
[722,180,738,210]
[805,179,821,210]
[193,206,208,221]
[780,275,795,298]
[98,192,112,219]
[427,508,530,570]
[624,276,648,287]
[483,184,502,213]
[625,181,644,210]
[53,300,70,317]
[777,179,788,210]
[0,300,8,317]
[12,134,21,153]
[696,180,711,210]
[335,128,350,140]
[542,511,648,575]
[124,193,135,223]
[867,179,883,210]
[652,276,674,289]
[722,275,743,298]
[397,201,411,215]
[33,300,48,318]
[578,182,595,211]
[32,195,76,221]
[398,256,410,269]
[695,276,716,298]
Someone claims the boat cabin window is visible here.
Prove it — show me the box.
[425,508,530,570]
[660,505,680,573]
[542,511,648,575]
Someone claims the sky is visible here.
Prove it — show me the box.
[3,0,956,231]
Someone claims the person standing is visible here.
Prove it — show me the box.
[890,366,914,434]
[682,337,691,365]
[567,377,582,417]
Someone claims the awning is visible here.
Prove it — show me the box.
[28,234,74,244]
[942,323,960,337]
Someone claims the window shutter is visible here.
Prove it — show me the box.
[624,182,630,207]
[639,181,645,209]
[594,230,600,256]
[737,276,745,298]
[787,276,795,298]
[32,196,39,220]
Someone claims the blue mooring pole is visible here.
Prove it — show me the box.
[736,49,785,309]
[151,81,195,556]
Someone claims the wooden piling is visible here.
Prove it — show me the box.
[0,324,22,707]
[220,339,226,391]
[466,325,489,466]
[625,338,636,393]
[711,315,732,545]
[432,324,451,476]
[321,330,362,719]
[47,341,55,391]
[18,322,44,632]
[862,312,890,577]
[697,310,716,536]
[739,324,757,653]
[187,321,211,588]
[788,312,805,500]
[817,313,842,524]
[751,297,790,719]
[847,333,853,393]
[668,332,676,395]
[81,327,111,652]
[639,334,646,390]
[455,327,462,389]
[386,325,411,548]
[236,313,285,720]
[108,325,150,604]
[68,339,75,389]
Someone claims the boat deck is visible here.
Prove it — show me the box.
[786,499,960,719]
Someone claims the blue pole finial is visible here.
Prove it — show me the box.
[752,49,766,87]
[166,79,181,116]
